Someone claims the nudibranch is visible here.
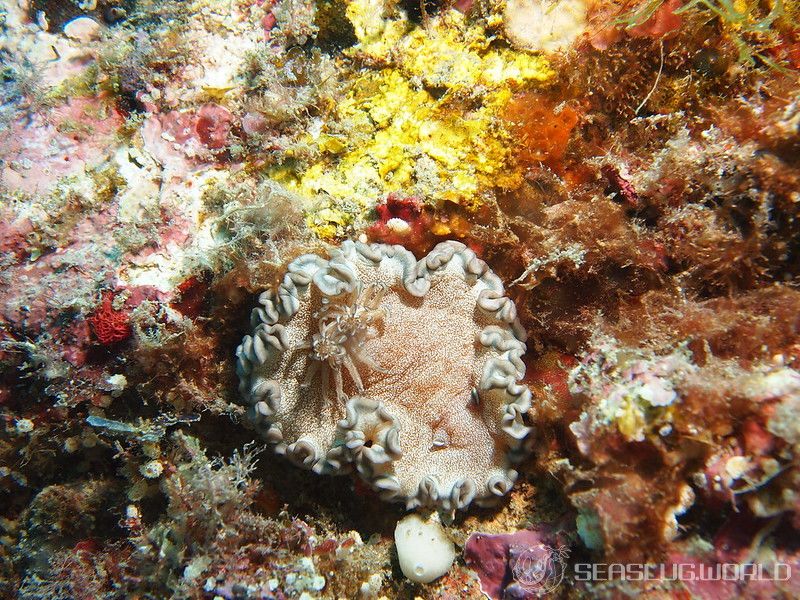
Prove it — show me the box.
[235,241,532,511]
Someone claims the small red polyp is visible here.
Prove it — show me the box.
[89,292,132,345]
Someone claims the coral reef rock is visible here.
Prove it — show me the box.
[236,240,532,511]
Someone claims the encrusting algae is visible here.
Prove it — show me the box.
[277,2,554,238]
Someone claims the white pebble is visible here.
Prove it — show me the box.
[386,217,411,235]
[63,17,102,43]
[394,514,455,584]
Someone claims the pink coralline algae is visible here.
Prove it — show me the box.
[664,512,800,599]
[627,0,683,39]
[0,216,35,262]
[0,96,124,194]
[464,527,568,599]
[195,103,235,150]
[142,103,235,168]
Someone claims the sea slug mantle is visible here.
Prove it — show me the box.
[236,240,532,511]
